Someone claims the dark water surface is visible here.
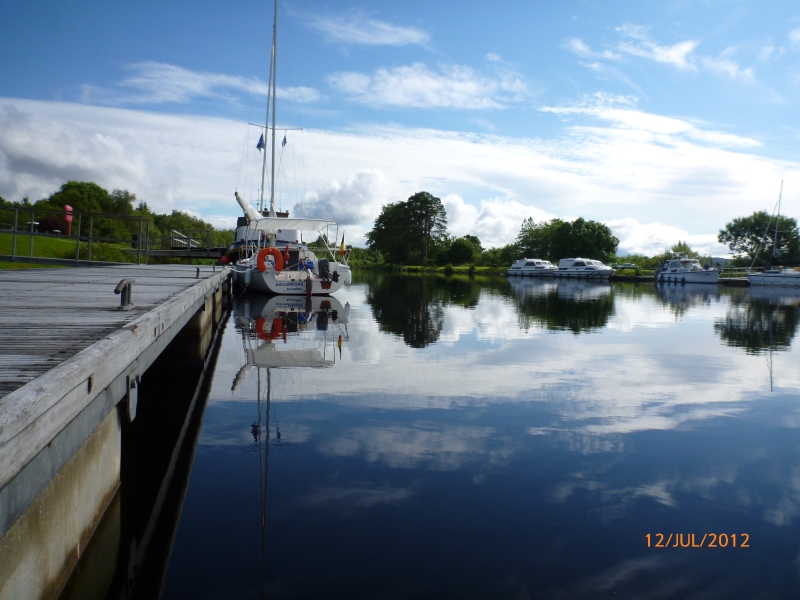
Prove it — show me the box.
[78,274,800,598]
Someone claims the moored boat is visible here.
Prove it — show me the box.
[230,199,351,295]
[747,268,800,287]
[229,0,350,295]
[746,182,800,287]
[553,258,614,279]
[655,255,720,285]
[506,258,557,277]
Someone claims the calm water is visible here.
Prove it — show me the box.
[77,274,800,598]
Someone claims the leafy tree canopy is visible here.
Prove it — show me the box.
[516,217,618,263]
[718,211,800,266]
[366,192,447,264]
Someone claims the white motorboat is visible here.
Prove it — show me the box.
[747,183,800,287]
[655,254,720,285]
[506,258,557,277]
[229,0,350,295]
[748,268,800,287]
[553,258,614,279]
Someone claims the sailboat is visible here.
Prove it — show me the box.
[229,0,351,295]
[747,181,800,287]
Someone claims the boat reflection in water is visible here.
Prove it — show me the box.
[654,282,723,316]
[231,293,349,598]
[507,278,614,333]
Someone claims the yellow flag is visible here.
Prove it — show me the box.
[339,233,345,258]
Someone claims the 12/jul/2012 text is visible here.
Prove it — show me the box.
[646,533,749,548]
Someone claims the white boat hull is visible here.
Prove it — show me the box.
[656,270,720,284]
[747,272,800,286]
[506,268,556,277]
[232,263,350,295]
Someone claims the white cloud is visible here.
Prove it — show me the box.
[295,169,386,226]
[443,194,555,248]
[702,50,756,83]
[565,38,622,60]
[790,28,800,48]
[542,92,761,147]
[606,218,729,257]
[2,97,798,247]
[616,24,699,71]
[306,13,428,46]
[328,62,526,109]
[81,62,319,106]
[486,53,502,62]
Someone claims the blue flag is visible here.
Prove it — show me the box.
[282,135,287,147]
[256,134,265,153]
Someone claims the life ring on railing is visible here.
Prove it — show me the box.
[256,247,284,272]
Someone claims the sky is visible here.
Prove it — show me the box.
[2,0,800,256]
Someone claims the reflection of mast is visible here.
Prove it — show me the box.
[256,367,271,599]
[767,306,774,392]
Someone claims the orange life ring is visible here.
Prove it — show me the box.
[256,247,284,272]
[255,317,284,340]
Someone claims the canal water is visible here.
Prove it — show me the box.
[65,273,800,599]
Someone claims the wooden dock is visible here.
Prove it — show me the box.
[0,265,225,398]
[0,264,231,600]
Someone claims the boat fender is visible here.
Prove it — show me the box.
[284,245,290,266]
[681,277,686,285]
[257,247,284,272]
[244,269,252,286]
[332,271,340,283]
[344,270,352,285]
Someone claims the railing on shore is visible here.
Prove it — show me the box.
[0,207,227,265]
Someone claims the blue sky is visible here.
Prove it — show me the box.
[2,0,800,254]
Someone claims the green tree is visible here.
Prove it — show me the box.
[446,237,477,265]
[718,211,800,266]
[366,202,409,263]
[405,192,448,261]
[649,241,711,266]
[515,217,618,263]
[366,192,448,264]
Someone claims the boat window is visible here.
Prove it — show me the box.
[525,262,536,267]
[573,262,586,267]
[680,261,694,268]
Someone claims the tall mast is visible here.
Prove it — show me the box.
[772,180,783,263]
[268,0,279,217]
[258,4,276,214]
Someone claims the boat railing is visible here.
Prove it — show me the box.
[720,266,763,278]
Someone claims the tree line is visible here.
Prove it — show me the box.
[0,181,233,247]
[363,191,619,267]
[362,191,800,269]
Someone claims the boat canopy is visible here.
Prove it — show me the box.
[253,217,337,234]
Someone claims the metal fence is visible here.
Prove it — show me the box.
[1,206,233,266]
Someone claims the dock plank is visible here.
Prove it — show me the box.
[0,265,225,399]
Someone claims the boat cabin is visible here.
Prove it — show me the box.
[557,258,607,269]
[509,259,553,269]
[661,257,707,273]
